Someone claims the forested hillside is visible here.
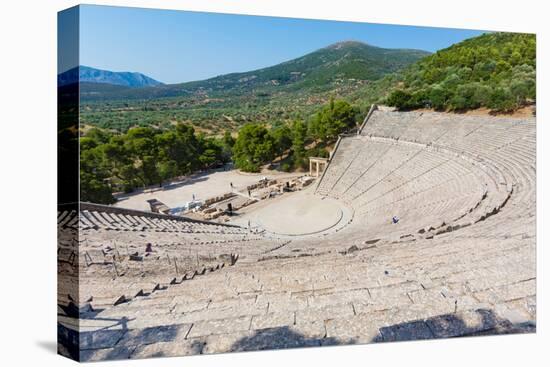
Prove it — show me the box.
[373,32,536,112]
[78,41,428,133]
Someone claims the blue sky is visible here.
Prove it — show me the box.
[74,5,486,84]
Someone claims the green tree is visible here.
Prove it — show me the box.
[223,130,235,149]
[232,123,275,172]
[85,128,111,144]
[429,85,448,110]
[510,64,536,103]
[488,87,515,112]
[102,137,138,189]
[449,83,481,110]
[386,89,413,110]
[199,149,218,168]
[141,155,161,186]
[310,99,357,141]
[156,160,178,185]
[80,146,115,204]
[291,119,308,169]
[270,125,292,160]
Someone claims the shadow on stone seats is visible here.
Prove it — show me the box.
[230,326,357,352]
[372,309,535,343]
[58,309,536,361]
[58,315,134,362]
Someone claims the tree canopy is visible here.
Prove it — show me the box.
[232,123,275,172]
[231,99,355,173]
[309,98,357,142]
[383,33,536,112]
[80,125,230,203]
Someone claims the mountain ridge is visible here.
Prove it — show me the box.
[58,65,163,88]
[78,41,430,101]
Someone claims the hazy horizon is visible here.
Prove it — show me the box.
[69,5,487,83]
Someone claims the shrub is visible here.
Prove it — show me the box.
[488,87,516,112]
[280,162,292,172]
[386,89,413,110]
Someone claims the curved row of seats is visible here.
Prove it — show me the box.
[317,108,535,242]
[59,208,247,235]
[57,206,284,310]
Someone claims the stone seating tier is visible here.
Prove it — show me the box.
[57,109,536,360]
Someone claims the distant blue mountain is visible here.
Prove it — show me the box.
[58,66,163,87]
